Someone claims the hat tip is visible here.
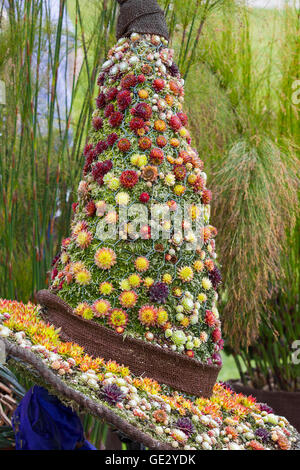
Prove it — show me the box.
[116,0,169,41]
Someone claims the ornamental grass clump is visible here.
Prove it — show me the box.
[181,2,300,393]
[212,137,298,348]
[235,219,300,392]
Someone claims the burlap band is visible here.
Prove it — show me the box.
[116,0,169,40]
[36,290,220,398]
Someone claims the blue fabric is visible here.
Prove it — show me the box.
[12,386,96,450]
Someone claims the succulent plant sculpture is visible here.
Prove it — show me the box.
[1,1,299,451]
[48,13,223,371]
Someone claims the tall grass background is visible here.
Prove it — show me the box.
[0,0,299,447]
[183,0,299,388]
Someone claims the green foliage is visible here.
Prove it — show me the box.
[160,0,227,77]
[185,62,238,170]
[182,2,299,385]
[277,4,300,141]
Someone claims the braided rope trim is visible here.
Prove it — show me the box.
[3,339,172,450]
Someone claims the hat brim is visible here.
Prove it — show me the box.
[3,339,172,450]
[2,300,300,451]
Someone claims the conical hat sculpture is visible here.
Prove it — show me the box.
[37,0,221,399]
[1,0,299,450]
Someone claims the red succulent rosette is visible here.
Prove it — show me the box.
[120,170,139,188]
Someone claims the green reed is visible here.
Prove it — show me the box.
[0,0,115,301]
[277,3,300,141]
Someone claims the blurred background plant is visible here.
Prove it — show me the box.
[0,365,25,449]
[0,0,299,447]
[183,0,299,390]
